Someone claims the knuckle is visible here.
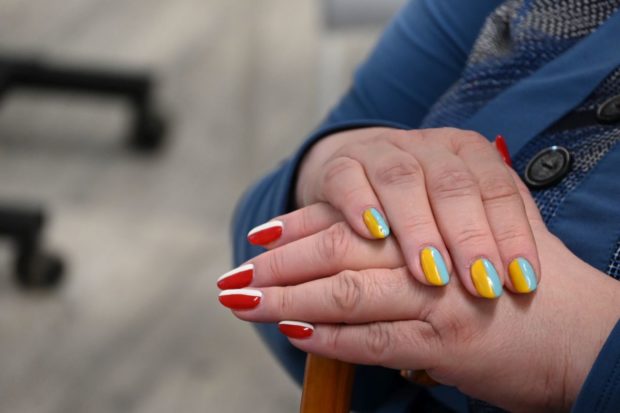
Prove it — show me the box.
[323,157,358,187]
[456,130,488,148]
[298,207,314,236]
[374,158,423,187]
[279,287,295,315]
[341,185,367,207]
[365,323,393,364]
[331,270,363,315]
[478,176,519,205]
[443,128,487,151]
[398,212,437,235]
[431,305,477,345]
[460,130,487,144]
[324,326,343,353]
[453,225,489,247]
[267,250,287,284]
[493,222,531,246]
[317,223,350,262]
[429,167,478,200]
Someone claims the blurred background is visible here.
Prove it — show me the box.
[0,1,403,412]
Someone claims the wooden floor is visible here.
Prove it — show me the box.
[0,1,380,412]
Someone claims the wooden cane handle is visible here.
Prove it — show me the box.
[300,354,355,413]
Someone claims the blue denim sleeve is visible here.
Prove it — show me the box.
[572,320,620,413]
[231,1,501,410]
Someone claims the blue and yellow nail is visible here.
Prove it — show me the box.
[362,208,390,239]
[470,258,503,299]
[508,257,537,293]
[420,247,450,286]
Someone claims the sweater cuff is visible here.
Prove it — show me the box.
[573,319,620,412]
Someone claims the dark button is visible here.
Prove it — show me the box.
[524,146,572,189]
[596,95,620,123]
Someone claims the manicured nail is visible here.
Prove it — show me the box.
[218,289,262,309]
[420,247,450,286]
[508,257,537,293]
[278,321,314,339]
[217,264,254,290]
[362,208,390,239]
[247,221,283,246]
[470,258,503,299]
[495,135,512,167]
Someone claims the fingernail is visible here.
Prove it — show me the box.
[278,320,314,339]
[470,258,503,299]
[362,208,390,239]
[247,221,283,246]
[420,247,450,286]
[218,289,262,310]
[494,135,512,167]
[508,257,538,293]
[217,264,254,290]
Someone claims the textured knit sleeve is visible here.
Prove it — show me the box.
[231,1,502,410]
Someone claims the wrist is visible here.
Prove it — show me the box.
[562,272,620,409]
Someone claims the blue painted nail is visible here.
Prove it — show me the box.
[471,258,503,299]
[363,208,390,238]
[509,257,538,293]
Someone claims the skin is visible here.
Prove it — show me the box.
[294,127,541,297]
[231,184,620,411]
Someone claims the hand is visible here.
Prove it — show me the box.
[294,127,540,298]
[220,180,620,412]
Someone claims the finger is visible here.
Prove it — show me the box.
[456,134,540,294]
[288,321,441,371]
[414,132,504,299]
[230,267,440,324]
[246,203,343,249]
[220,222,404,290]
[509,169,546,288]
[354,135,452,288]
[317,154,391,240]
[509,169,545,228]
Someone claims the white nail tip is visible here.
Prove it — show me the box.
[247,220,284,237]
[278,320,314,330]
[218,289,262,298]
[217,264,254,283]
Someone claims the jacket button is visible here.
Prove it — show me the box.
[524,146,572,189]
[597,95,620,123]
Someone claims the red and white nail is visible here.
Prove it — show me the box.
[278,320,314,339]
[247,221,283,246]
[217,264,254,290]
[218,289,262,310]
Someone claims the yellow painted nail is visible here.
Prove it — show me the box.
[362,208,390,239]
[420,247,450,286]
[509,257,537,293]
[470,258,503,299]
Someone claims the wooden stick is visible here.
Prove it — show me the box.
[300,354,355,413]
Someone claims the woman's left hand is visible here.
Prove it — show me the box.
[219,180,620,412]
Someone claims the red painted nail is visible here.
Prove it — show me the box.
[494,135,512,167]
[247,221,283,246]
[278,321,314,339]
[217,264,254,290]
[218,289,262,310]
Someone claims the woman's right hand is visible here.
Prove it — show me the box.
[220,189,620,412]
[292,127,539,298]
